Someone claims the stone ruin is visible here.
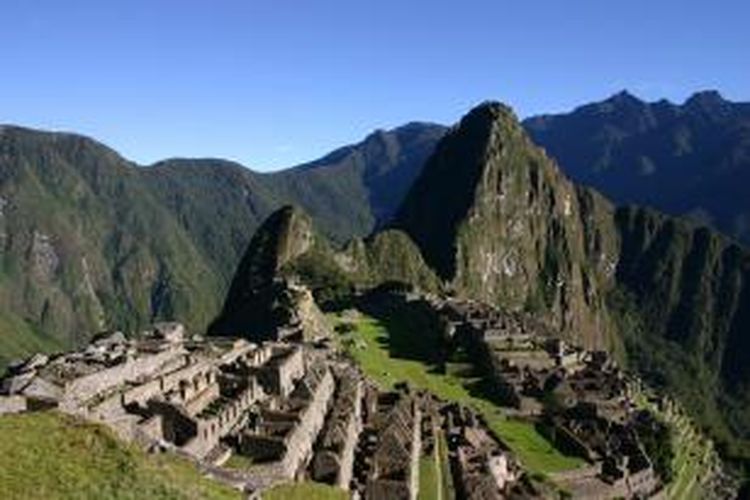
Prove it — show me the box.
[0,289,678,499]
[0,323,315,462]
[423,294,665,499]
[442,403,526,499]
[358,389,422,499]
[1,315,528,499]
[310,365,363,488]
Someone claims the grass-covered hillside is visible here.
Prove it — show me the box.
[0,412,240,500]
[262,482,349,500]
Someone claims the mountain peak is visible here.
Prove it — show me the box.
[394,101,613,347]
[393,101,528,280]
[461,101,519,129]
[610,89,640,101]
[393,100,558,279]
[600,90,646,110]
[228,204,314,288]
[684,90,731,117]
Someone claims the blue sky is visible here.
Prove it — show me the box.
[2,1,749,170]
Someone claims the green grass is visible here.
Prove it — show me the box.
[437,430,455,499]
[331,311,584,474]
[262,482,349,500]
[0,310,63,369]
[419,455,440,500]
[0,411,241,500]
[419,429,453,500]
[223,453,256,470]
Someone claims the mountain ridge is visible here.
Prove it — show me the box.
[0,120,446,366]
[524,89,750,245]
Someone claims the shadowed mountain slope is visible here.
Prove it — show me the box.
[525,90,750,244]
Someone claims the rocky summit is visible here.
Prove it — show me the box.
[393,102,617,350]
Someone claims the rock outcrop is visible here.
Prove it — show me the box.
[210,205,440,339]
[208,206,326,340]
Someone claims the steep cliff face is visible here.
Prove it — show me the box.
[394,103,617,349]
[208,206,318,337]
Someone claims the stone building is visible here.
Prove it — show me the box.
[311,366,363,489]
[362,391,422,500]
[229,362,336,491]
[0,326,316,463]
[444,403,521,499]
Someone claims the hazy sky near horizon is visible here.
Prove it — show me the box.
[2,1,749,170]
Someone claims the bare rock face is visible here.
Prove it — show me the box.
[394,102,618,349]
[30,230,60,282]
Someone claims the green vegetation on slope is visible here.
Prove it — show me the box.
[330,310,584,474]
[0,412,240,500]
[0,127,224,367]
[0,310,63,367]
[634,389,720,499]
[262,482,348,500]
[610,208,750,463]
[0,122,444,369]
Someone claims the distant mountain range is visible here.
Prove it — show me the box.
[525,90,750,244]
[3,90,749,365]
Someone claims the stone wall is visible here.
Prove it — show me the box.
[275,367,334,477]
[366,394,422,500]
[0,395,27,415]
[235,366,335,492]
[184,384,221,416]
[185,382,261,459]
[61,344,185,409]
[261,347,304,397]
[312,370,363,489]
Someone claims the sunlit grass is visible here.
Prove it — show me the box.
[0,411,240,500]
[262,482,348,500]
